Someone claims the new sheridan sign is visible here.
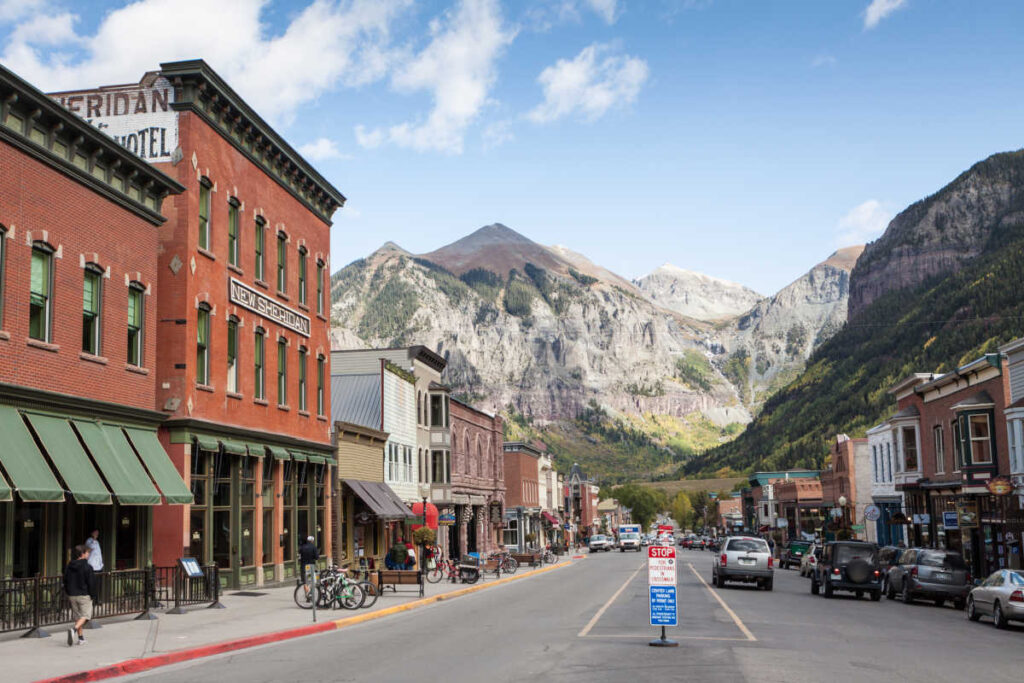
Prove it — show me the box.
[229,278,310,337]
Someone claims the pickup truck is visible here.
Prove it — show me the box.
[618,533,642,552]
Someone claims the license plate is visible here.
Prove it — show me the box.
[934,572,951,583]
[739,558,755,566]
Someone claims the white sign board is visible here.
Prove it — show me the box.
[51,77,179,162]
[647,545,677,586]
[229,278,311,337]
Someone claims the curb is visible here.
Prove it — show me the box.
[35,559,579,683]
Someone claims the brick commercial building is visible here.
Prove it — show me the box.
[820,434,869,538]
[449,398,504,558]
[502,442,541,551]
[51,61,346,588]
[0,64,187,577]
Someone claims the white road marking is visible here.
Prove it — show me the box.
[584,634,750,641]
[688,562,757,642]
[577,561,645,637]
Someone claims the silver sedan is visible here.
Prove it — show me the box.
[966,569,1024,629]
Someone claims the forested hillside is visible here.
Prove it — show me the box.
[684,226,1024,475]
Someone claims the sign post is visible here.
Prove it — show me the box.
[648,545,678,647]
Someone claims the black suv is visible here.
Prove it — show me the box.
[811,541,883,601]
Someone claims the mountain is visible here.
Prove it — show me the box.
[329,223,858,481]
[717,245,864,405]
[686,150,1024,476]
[849,150,1024,318]
[634,265,763,322]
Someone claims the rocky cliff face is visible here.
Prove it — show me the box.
[849,150,1024,318]
[718,246,864,405]
[634,265,763,322]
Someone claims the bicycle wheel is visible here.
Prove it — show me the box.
[337,582,366,609]
[503,558,518,574]
[358,581,379,609]
[294,583,315,609]
[426,566,444,584]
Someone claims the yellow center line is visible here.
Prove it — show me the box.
[577,561,645,637]
[687,562,757,642]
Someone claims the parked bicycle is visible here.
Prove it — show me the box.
[294,565,365,610]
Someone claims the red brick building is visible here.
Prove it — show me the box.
[820,435,866,534]
[502,442,541,550]
[52,61,346,588]
[0,64,186,577]
[448,398,504,557]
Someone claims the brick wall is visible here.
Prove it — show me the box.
[151,111,333,445]
[450,400,505,499]
[0,143,159,408]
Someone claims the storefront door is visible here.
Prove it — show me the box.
[12,503,44,578]
[466,507,477,554]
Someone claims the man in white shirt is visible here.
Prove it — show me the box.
[85,529,103,572]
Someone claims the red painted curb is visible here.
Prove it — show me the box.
[34,620,336,683]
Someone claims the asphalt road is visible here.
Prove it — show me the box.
[128,549,1024,683]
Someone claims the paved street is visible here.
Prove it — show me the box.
[125,549,1024,683]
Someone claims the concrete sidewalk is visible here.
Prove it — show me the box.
[2,557,578,683]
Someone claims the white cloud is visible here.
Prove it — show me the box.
[356,0,516,154]
[864,0,907,29]
[583,0,620,24]
[298,137,350,161]
[811,54,837,68]
[1,0,412,125]
[528,43,649,124]
[8,13,80,45]
[836,200,892,246]
[523,0,620,31]
[0,0,46,22]
[482,119,514,149]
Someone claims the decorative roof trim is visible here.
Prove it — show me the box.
[159,60,344,224]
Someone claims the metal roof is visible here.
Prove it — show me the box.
[331,374,381,431]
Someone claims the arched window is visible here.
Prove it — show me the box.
[298,246,308,305]
[198,177,212,250]
[227,196,240,266]
[254,327,266,399]
[196,303,211,385]
[276,230,288,293]
[226,315,240,393]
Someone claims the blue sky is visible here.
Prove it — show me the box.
[3,0,1023,294]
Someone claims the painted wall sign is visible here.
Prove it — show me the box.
[229,278,311,337]
[50,76,179,162]
[987,477,1014,496]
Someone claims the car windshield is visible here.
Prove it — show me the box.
[592,535,606,542]
[727,539,768,553]
[1009,571,1024,586]
[919,551,967,569]
[621,533,639,540]
[833,545,877,564]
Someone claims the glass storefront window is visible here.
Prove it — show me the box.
[282,461,294,562]
[262,457,275,566]
[190,451,210,563]
[115,507,140,570]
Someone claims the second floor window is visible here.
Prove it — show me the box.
[276,232,287,293]
[198,178,211,251]
[316,355,325,416]
[277,338,287,405]
[227,317,239,393]
[933,425,945,474]
[316,260,324,315]
[29,244,53,342]
[968,414,992,464]
[298,347,307,412]
[254,218,265,281]
[901,426,918,471]
[82,265,102,355]
[254,329,265,399]
[227,198,240,266]
[196,305,210,385]
[298,248,307,305]
[127,284,144,366]
[0,226,6,326]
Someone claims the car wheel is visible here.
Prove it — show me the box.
[934,599,945,608]
[765,579,773,592]
[886,579,896,600]
[993,602,1008,629]
[953,597,965,611]
[856,590,864,599]
[870,590,881,602]
[811,577,820,595]
[824,579,834,599]
[901,582,914,605]
[967,597,981,622]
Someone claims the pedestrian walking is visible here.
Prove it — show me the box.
[387,539,408,569]
[84,530,103,572]
[767,536,776,557]
[298,536,317,599]
[64,544,97,647]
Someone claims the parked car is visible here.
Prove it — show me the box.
[619,533,642,552]
[692,537,706,550]
[588,535,612,552]
[876,545,904,594]
[706,537,720,552]
[712,536,774,590]
[886,548,970,608]
[799,544,822,577]
[641,535,650,547]
[967,569,1024,628]
[780,540,814,569]
[811,541,882,600]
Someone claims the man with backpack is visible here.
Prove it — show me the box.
[64,544,97,646]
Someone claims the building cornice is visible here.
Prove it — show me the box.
[162,416,333,454]
[158,60,344,224]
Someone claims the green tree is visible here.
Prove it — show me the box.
[669,492,693,529]
[612,485,666,531]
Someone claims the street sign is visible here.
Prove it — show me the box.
[943,511,959,529]
[863,504,881,522]
[648,546,677,585]
[649,586,677,626]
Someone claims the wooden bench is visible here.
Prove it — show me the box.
[480,558,502,579]
[376,569,424,597]
[511,552,541,567]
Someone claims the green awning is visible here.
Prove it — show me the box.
[74,420,161,505]
[124,428,193,505]
[289,450,307,462]
[220,439,247,456]
[25,412,111,504]
[0,404,63,502]
[306,454,326,464]
[246,443,267,458]
[0,469,11,502]
[196,436,220,452]
[267,445,290,460]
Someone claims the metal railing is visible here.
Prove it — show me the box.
[0,564,222,637]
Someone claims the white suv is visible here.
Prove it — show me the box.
[589,534,612,552]
[619,533,642,552]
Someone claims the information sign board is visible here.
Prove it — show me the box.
[943,511,959,529]
[649,586,677,626]
[178,557,204,578]
[648,546,677,585]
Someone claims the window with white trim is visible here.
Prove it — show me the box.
[198,177,212,251]
[968,414,992,464]
[29,243,54,342]
[127,283,144,366]
[952,419,964,472]
[227,316,239,393]
[82,264,102,355]
[901,427,918,471]
[196,304,211,385]
[254,328,266,399]
[933,425,945,474]
[227,198,240,266]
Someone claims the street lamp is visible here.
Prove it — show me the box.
[838,495,848,536]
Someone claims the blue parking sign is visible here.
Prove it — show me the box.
[649,586,677,626]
